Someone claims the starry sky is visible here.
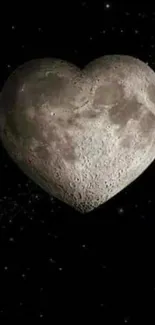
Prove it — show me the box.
[1,1,155,322]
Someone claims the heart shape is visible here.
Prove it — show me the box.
[1,55,155,214]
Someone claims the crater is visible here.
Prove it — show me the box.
[34,144,51,160]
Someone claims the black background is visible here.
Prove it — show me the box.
[0,1,155,322]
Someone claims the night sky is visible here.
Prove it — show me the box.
[1,1,155,322]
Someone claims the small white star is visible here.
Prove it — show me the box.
[124,316,130,323]
[105,3,110,9]
[49,258,56,263]
[21,273,26,279]
[9,237,14,242]
[81,1,87,7]
[117,207,124,215]
[40,313,44,318]
[4,266,8,271]
[11,25,15,30]
[142,13,147,19]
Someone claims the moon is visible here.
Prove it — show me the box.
[1,55,155,214]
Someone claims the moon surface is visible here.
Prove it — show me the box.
[1,55,155,213]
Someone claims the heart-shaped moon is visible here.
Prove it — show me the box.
[1,55,155,213]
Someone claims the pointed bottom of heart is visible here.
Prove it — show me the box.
[2,136,155,214]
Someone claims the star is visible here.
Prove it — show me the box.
[105,3,111,9]
[124,316,130,323]
[9,237,14,242]
[49,258,56,263]
[21,273,26,279]
[117,207,124,215]
[40,313,44,318]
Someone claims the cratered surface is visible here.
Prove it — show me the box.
[0,55,155,213]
